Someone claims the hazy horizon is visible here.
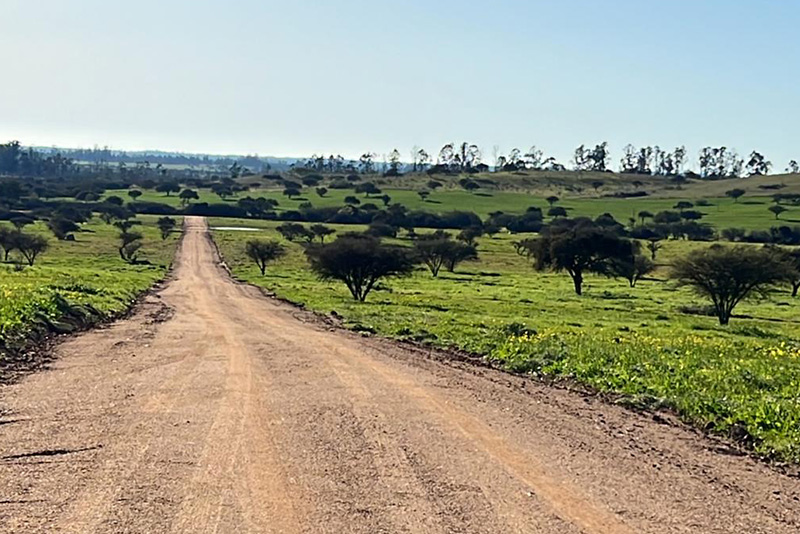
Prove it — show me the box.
[2,0,799,168]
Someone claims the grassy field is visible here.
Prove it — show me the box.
[210,218,800,463]
[0,215,181,350]
[108,186,800,231]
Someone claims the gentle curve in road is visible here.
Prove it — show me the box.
[0,216,797,533]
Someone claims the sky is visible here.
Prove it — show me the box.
[1,0,798,169]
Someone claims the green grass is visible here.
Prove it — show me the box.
[0,215,180,347]
[210,218,800,462]
[103,186,799,231]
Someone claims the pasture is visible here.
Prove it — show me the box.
[211,218,800,462]
[106,185,800,230]
[0,215,180,349]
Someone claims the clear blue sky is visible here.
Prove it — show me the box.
[2,0,798,169]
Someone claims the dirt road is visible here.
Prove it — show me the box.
[0,216,797,533]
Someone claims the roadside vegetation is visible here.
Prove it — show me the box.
[0,216,180,359]
[2,138,800,463]
[211,217,800,463]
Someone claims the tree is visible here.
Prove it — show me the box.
[117,225,143,264]
[414,232,478,276]
[179,188,199,206]
[725,188,745,203]
[315,186,328,197]
[444,242,478,272]
[48,218,80,240]
[344,196,360,206]
[277,222,312,242]
[459,178,480,193]
[283,187,301,199]
[527,219,635,295]
[157,217,177,240]
[302,175,322,187]
[746,151,772,176]
[548,206,567,218]
[414,237,453,277]
[310,224,335,243]
[457,226,483,246]
[245,240,286,275]
[15,233,48,266]
[787,160,799,174]
[646,238,663,260]
[0,226,16,261]
[638,210,653,225]
[355,183,381,197]
[611,253,655,287]
[379,194,391,206]
[387,149,402,175]
[769,205,788,219]
[545,195,559,207]
[305,236,415,301]
[672,246,791,325]
[674,201,693,211]
[155,182,180,196]
[10,215,34,230]
[654,210,681,224]
[680,210,704,221]
[128,189,143,201]
[591,180,604,192]
[418,190,430,202]
[782,248,800,297]
[211,183,234,200]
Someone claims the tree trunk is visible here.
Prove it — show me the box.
[792,283,799,297]
[717,305,730,325]
[571,272,583,295]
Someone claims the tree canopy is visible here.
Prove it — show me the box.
[671,245,792,325]
[305,236,415,301]
[526,218,635,295]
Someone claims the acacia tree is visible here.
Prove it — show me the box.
[783,248,800,297]
[245,239,286,275]
[646,238,663,260]
[414,237,452,276]
[0,226,15,261]
[725,188,745,203]
[305,236,415,301]
[672,246,791,325]
[15,233,48,266]
[611,251,655,287]
[157,217,177,240]
[115,219,143,263]
[413,233,477,276]
[277,222,313,242]
[769,205,788,219]
[155,182,180,196]
[527,218,634,295]
[47,217,79,240]
[179,188,199,206]
[443,241,478,272]
[310,224,335,243]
